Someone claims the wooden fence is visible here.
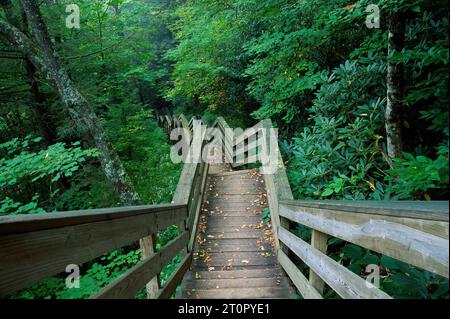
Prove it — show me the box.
[0,114,448,299]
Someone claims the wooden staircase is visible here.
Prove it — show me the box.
[179,164,296,299]
[0,114,448,300]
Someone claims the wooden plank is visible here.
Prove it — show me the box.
[156,253,193,299]
[93,232,189,299]
[279,203,449,277]
[188,164,209,251]
[0,204,186,236]
[277,249,323,299]
[181,287,293,299]
[278,228,392,299]
[186,268,284,280]
[280,200,449,222]
[216,118,234,164]
[260,118,294,251]
[183,277,290,290]
[0,206,187,297]
[172,163,198,205]
[234,123,263,145]
[186,163,204,228]
[309,230,328,294]
[140,233,160,299]
[280,203,449,240]
[264,174,282,250]
[234,139,262,157]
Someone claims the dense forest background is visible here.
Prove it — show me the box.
[0,0,448,299]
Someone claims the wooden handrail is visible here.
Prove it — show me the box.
[280,200,449,222]
[279,200,449,278]
[155,115,210,298]
[0,204,187,297]
[0,204,184,236]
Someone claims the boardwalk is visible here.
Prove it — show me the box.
[179,163,296,299]
[0,114,447,300]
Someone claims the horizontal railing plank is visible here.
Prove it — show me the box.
[93,232,189,299]
[279,227,391,299]
[279,202,449,277]
[0,205,187,297]
[277,249,322,299]
[0,204,185,236]
[156,252,193,299]
[280,200,449,222]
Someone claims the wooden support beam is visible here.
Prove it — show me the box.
[309,230,328,295]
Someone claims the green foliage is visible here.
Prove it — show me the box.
[386,149,449,199]
[0,0,448,300]
[165,0,259,127]
[0,136,99,215]
[260,208,271,222]
[287,60,387,200]
[105,104,182,204]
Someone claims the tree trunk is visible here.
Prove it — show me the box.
[0,0,56,145]
[0,1,158,297]
[385,11,405,159]
[16,0,140,205]
[25,60,58,145]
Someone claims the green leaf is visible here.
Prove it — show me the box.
[321,189,334,197]
[342,244,364,260]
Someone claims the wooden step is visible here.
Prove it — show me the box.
[192,253,278,269]
[209,169,255,177]
[197,238,268,247]
[206,190,266,196]
[203,216,263,225]
[207,181,265,188]
[183,277,290,290]
[202,227,264,234]
[204,201,267,208]
[202,209,265,216]
[180,166,295,299]
[181,287,294,299]
[199,231,262,239]
[185,268,285,280]
[197,244,268,253]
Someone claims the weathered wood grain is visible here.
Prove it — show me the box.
[277,249,322,299]
[157,253,193,299]
[309,230,328,294]
[0,206,187,296]
[279,203,449,278]
[93,232,189,299]
[278,227,392,299]
[0,204,186,236]
[280,200,449,222]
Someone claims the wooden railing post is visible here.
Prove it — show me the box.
[140,235,160,298]
[309,230,328,295]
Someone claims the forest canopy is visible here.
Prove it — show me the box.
[0,0,448,299]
